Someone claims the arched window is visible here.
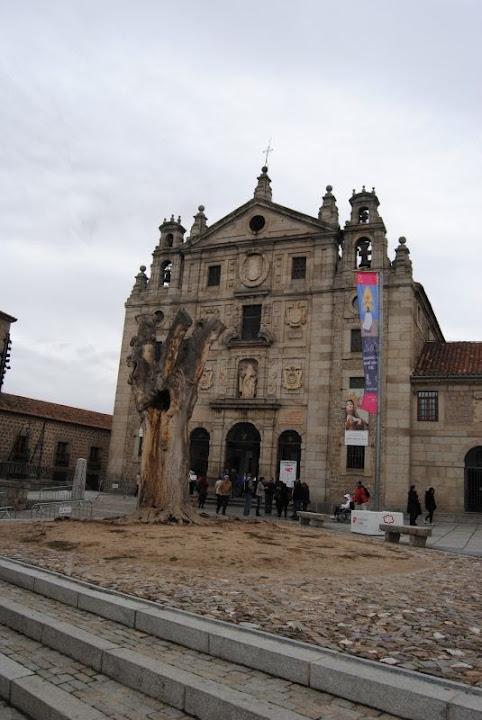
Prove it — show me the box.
[277,430,302,479]
[358,206,370,223]
[355,238,371,269]
[166,233,174,247]
[189,428,210,476]
[161,260,172,286]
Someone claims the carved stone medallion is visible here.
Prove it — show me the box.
[282,365,303,390]
[285,302,307,328]
[239,251,269,288]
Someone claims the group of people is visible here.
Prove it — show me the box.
[202,469,312,519]
[190,469,438,526]
[331,481,370,519]
[407,485,437,526]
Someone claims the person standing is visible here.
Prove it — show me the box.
[243,474,253,516]
[424,487,437,524]
[264,477,275,514]
[352,481,369,508]
[197,475,208,509]
[275,480,290,519]
[291,480,303,520]
[407,485,422,526]
[254,476,265,516]
[301,481,310,511]
[218,474,232,515]
[214,476,224,514]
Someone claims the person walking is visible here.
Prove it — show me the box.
[424,487,437,524]
[215,476,224,514]
[407,485,422,526]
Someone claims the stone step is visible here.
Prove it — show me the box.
[0,558,480,720]
[0,624,193,720]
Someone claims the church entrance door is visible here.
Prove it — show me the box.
[225,423,260,477]
[465,447,482,512]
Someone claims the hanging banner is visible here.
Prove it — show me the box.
[356,271,379,414]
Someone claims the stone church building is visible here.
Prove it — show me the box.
[107,168,482,514]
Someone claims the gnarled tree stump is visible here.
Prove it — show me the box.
[127,309,225,523]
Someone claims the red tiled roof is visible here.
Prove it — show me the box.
[413,342,482,377]
[0,393,112,430]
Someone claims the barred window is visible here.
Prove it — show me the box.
[347,445,365,469]
[241,305,261,340]
[351,329,362,352]
[207,265,221,287]
[291,257,306,279]
[417,391,438,421]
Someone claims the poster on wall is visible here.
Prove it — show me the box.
[344,388,369,446]
[279,460,297,487]
[356,271,380,414]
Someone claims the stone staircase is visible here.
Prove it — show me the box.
[0,558,480,720]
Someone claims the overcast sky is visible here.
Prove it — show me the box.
[1,0,481,415]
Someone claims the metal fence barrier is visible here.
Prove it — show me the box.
[30,500,93,521]
[37,486,73,503]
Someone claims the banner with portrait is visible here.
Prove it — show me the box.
[356,271,379,414]
[344,388,369,445]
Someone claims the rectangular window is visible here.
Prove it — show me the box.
[349,377,365,389]
[350,329,362,352]
[207,265,221,287]
[417,391,439,421]
[54,441,70,467]
[242,305,262,340]
[291,257,306,279]
[88,447,102,469]
[346,445,365,469]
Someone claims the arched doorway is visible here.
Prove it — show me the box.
[465,446,482,512]
[225,423,260,476]
[189,428,210,476]
[277,430,302,479]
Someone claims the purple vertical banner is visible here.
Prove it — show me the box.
[356,272,379,414]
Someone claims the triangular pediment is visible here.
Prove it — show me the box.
[184,198,336,250]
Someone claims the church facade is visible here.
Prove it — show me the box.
[106,168,482,514]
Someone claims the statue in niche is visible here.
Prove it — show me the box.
[238,360,258,398]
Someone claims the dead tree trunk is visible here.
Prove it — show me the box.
[127,309,225,523]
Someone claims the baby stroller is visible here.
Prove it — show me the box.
[334,493,354,523]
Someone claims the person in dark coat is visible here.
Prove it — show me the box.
[424,487,437,524]
[301,482,310,511]
[275,480,290,519]
[264,478,275,514]
[291,480,304,520]
[407,485,422,526]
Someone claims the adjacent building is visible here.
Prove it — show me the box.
[107,168,482,513]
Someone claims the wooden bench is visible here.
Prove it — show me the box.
[379,523,432,547]
[297,511,328,528]
[0,506,15,519]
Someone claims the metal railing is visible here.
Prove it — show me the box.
[30,500,93,521]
